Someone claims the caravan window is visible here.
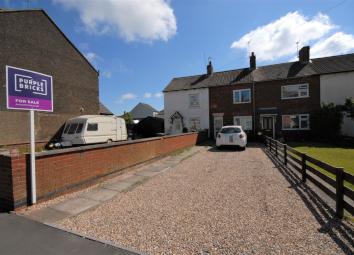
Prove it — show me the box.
[68,123,79,134]
[87,123,98,131]
[76,123,84,133]
[64,124,71,134]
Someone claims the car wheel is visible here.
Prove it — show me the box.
[107,139,113,144]
[240,146,246,151]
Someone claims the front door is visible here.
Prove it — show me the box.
[214,116,223,138]
[262,116,275,138]
[172,117,182,134]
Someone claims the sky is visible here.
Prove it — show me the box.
[1,0,354,115]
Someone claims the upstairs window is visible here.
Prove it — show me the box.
[189,93,200,108]
[233,89,251,104]
[281,84,309,99]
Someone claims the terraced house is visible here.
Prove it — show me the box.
[164,46,354,140]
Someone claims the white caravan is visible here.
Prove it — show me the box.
[60,115,127,147]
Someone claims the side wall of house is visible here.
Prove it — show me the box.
[164,88,209,134]
[0,11,99,146]
[320,72,354,137]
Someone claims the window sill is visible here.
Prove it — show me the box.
[281,96,309,100]
[233,101,252,104]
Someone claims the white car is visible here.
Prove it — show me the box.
[216,125,247,150]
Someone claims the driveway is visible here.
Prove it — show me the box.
[56,145,353,254]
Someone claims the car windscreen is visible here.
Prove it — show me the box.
[76,123,84,134]
[220,127,241,134]
[68,123,79,134]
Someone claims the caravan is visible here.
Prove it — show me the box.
[60,115,127,147]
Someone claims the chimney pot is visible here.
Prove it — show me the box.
[250,52,256,69]
[299,46,310,63]
[207,60,213,75]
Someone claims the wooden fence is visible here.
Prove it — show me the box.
[264,136,354,219]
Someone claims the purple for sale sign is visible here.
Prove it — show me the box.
[6,66,53,112]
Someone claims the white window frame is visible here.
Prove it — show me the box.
[281,84,309,100]
[189,117,201,131]
[189,93,200,108]
[233,89,251,104]
[282,114,310,130]
[233,116,253,130]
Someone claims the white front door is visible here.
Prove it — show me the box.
[214,116,223,138]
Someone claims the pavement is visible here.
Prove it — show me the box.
[0,213,140,255]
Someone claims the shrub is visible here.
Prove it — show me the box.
[311,103,343,141]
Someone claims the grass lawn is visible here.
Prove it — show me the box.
[291,143,354,175]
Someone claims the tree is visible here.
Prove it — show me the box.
[311,103,343,141]
[344,97,354,118]
[122,111,133,124]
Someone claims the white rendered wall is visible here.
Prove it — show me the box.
[164,88,209,134]
[320,72,354,137]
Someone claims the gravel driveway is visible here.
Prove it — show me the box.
[58,146,353,254]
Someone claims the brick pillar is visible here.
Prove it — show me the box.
[0,153,27,211]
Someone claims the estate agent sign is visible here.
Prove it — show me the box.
[6,65,53,112]
[6,65,54,204]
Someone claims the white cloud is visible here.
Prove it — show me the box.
[54,0,177,42]
[231,12,335,62]
[154,92,163,98]
[144,92,152,98]
[121,93,137,100]
[311,32,354,58]
[102,70,112,78]
[85,52,102,64]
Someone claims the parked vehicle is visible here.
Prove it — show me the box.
[216,125,247,150]
[59,115,127,147]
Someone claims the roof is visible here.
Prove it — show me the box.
[164,53,354,92]
[130,103,158,120]
[0,9,98,74]
[99,102,114,115]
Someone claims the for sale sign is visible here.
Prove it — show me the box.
[6,66,53,112]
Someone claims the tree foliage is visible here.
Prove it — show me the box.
[311,103,343,141]
[122,111,133,124]
[344,97,354,118]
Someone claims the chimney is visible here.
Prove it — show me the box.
[207,60,213,75]
[299,46,310,63]
[250,52,256,69]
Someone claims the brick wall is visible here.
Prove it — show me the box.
[0,132,204,211]
[209,76,321,140]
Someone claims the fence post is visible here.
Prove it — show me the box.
[301,153,307,182]
[269,138,272,152]
[335,167,344,219]
[283,144,287,166]
[275,141,278,158]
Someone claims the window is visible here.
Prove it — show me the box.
[233,89,251,104]
[189,93,200,108]
[189,117,201,131]
[234,116,252,130]
[68,123,79,134]
[63,124,71,134]
[281,84,309,99]
[220,127,241,134]
[282,114,310,130]
[76,123,84,134]
[87,123,98,131]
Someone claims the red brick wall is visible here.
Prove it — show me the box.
[0,132,203,211]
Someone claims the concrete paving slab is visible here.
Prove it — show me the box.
[103,181,133,192]
[80,188,118,202]
[51,198,100,215]
[0,213,140,255]
[123,175,147,184]
[23,207,71,224]
[135,169,161,177]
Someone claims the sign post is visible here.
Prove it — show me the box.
[6,66,53,204]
